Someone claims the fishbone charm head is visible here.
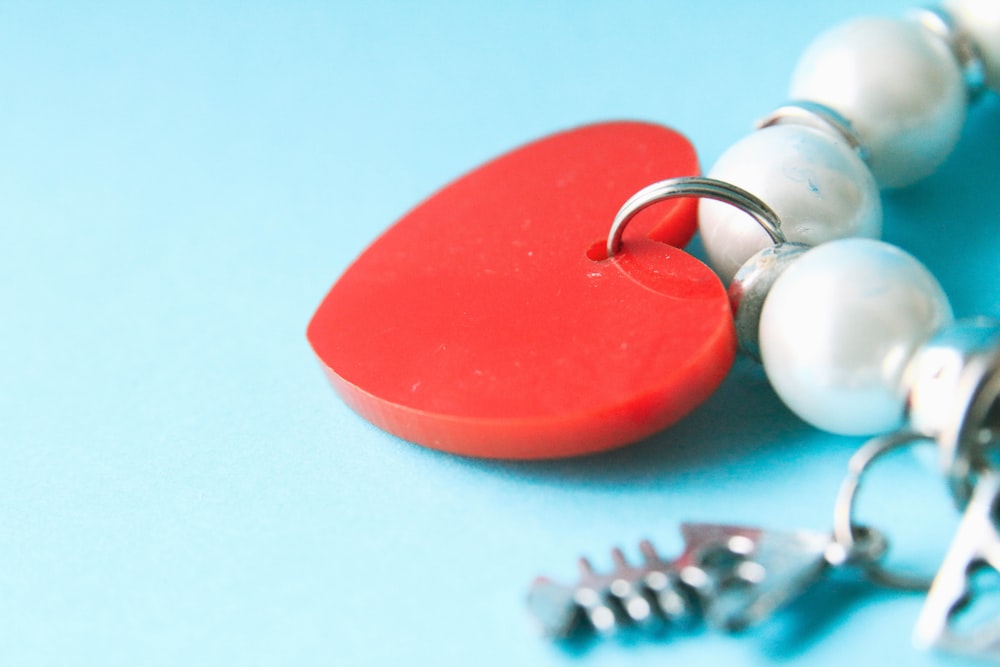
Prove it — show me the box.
[677,523,832,631]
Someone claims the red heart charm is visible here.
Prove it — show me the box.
[308,121,735,459]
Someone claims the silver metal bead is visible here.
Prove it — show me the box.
[728,243,810,362]
[903,318,1000,505]
[943,0,1000,93]
[757,100,869,161]
[911,6,987,100]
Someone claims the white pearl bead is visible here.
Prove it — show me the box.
[759,239,953,436]
[789,17,967,188]
[698,124,881,284]
[943,0,1000,92]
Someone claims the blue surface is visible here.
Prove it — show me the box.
[2,1,999,665]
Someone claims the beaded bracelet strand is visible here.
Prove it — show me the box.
[528,1,1000,659]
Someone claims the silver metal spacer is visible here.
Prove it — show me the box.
[909,6,988,102]
[728,243,811,362]
[757,100,870,162]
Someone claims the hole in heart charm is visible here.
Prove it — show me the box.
[307,121,735,459]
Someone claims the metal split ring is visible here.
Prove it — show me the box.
[832,431,938,592]
[605,176,785,259]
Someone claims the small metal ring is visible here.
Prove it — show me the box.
[605,176,785,259]
[832,431,938,592]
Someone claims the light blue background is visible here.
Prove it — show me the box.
[2,1,999,665]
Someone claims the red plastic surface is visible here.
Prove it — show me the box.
[308,121,735,459]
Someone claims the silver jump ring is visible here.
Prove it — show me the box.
[605,176,785,259]
[833,431,937,592]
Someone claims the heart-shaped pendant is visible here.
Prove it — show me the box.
[308,121,735,459]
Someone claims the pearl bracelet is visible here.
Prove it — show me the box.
[528,0,1000,658]
[612,0,999,447]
